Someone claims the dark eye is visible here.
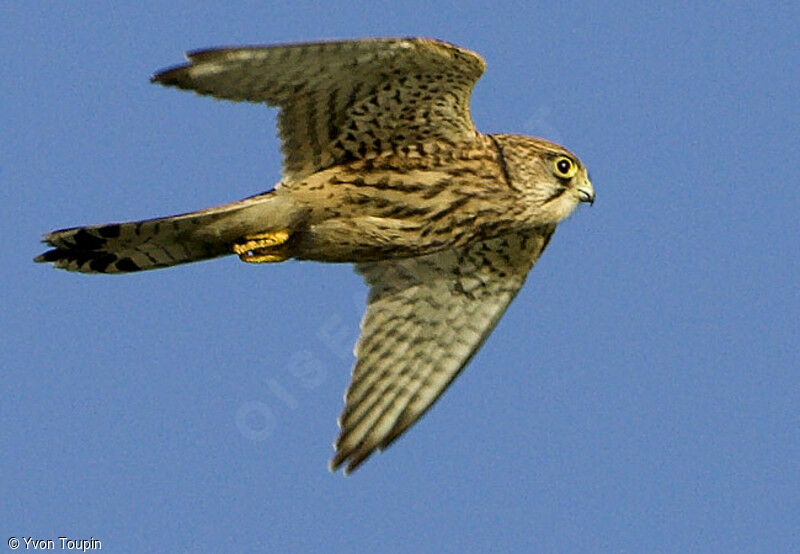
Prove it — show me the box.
[553,156,577,179]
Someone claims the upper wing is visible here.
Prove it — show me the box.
[331,228,556,473]
[151,38,485,180]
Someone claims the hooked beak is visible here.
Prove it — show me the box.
[577,183,595,205]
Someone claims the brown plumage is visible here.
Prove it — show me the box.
[35,38,594,473]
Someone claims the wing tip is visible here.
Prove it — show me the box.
[328,451,350,474]
[329,432,378,475]
[150,46,233,84]
[34,248,64,264]
[328,451,371,475]
[150,65,189,87]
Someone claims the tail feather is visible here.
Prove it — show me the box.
[35,191,294,274]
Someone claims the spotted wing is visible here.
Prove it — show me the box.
[151,38,485,180]
[331,229,555,473]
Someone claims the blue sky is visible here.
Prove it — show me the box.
[3,2,798,552]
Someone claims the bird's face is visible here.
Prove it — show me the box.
[531,150,594,224]
[494,134,594,226]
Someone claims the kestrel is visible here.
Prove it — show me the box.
[36,38,594,473]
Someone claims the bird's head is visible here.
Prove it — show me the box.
[493,134,594,226]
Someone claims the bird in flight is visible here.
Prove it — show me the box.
[36,38,594,474]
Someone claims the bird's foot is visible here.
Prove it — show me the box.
[233,230,291,263]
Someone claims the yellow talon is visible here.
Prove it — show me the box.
[233,230,291,263]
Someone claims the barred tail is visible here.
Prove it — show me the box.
[35,191,296,274]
